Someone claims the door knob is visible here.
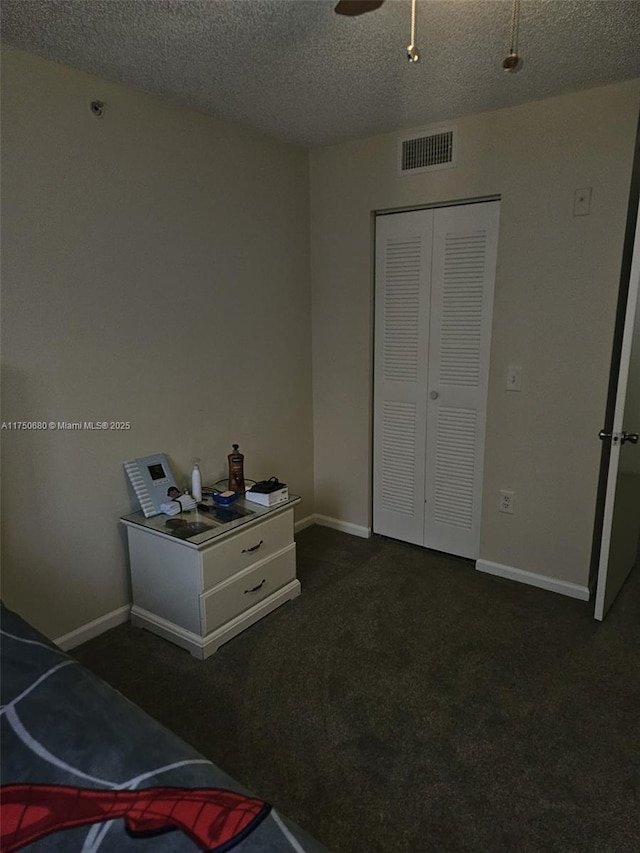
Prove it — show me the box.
[430,391,439,400]
[598,429,638,444]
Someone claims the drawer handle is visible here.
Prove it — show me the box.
[244,578,266,594]
[242,539,264,554]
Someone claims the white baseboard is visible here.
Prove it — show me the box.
[295,512,370,538]
[294,514,317,533]
[313,514,371,539]
[54,604,131,651]
[475,559,591,601]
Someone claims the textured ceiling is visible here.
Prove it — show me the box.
[2,0,640,148]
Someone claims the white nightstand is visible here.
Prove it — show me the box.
[121,496,301,659]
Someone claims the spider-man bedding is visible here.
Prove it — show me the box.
[0,605,328,853]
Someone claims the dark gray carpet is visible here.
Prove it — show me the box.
[74,526,640,853]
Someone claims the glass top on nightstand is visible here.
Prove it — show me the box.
[121,494,300,548]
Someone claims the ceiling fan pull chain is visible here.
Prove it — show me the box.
[407,0,420,63]
[502,0,523,73]
[511,0,519,54]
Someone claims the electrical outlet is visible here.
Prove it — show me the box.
[499,490,515,513]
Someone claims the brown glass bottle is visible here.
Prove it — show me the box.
[227,444,245,493]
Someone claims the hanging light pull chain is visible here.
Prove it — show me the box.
[407,0,420,63]
[510,0,520,55]
[502,0,523,72]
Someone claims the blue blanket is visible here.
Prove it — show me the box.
[0,605,328,853]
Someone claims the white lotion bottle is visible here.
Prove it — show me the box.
[191,458,202,502]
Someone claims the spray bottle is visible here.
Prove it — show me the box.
[191,458,202,502]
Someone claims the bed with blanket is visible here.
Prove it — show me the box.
[0,604,328,853]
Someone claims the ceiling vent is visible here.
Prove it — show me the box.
[398,126,457,176]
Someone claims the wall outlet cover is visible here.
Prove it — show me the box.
[499,490,515,513]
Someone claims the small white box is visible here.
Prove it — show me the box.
[245,487,288,507]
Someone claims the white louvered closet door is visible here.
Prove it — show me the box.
[373,201,499,559]
[424,202,499,558]
[373,210,433,545]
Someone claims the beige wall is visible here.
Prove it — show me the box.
[2,46,638,638]
[1,47,314,639]
[310,80,640,587]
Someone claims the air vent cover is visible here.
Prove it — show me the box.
[398,126,457,175]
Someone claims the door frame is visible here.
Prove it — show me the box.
[589,111,640,607]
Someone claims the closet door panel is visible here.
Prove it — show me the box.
[373,210,433,544]
[424,201,500,558]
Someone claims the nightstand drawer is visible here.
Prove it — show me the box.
[201,509,293,590]
[201,544,296,633]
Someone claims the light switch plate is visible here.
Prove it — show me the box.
[506,366,523,391]
[574,187,592,216]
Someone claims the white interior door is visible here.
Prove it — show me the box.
[424,202,500,558]
[373,210,433,545]
[373,201,499,558]
[594,204,640,620]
